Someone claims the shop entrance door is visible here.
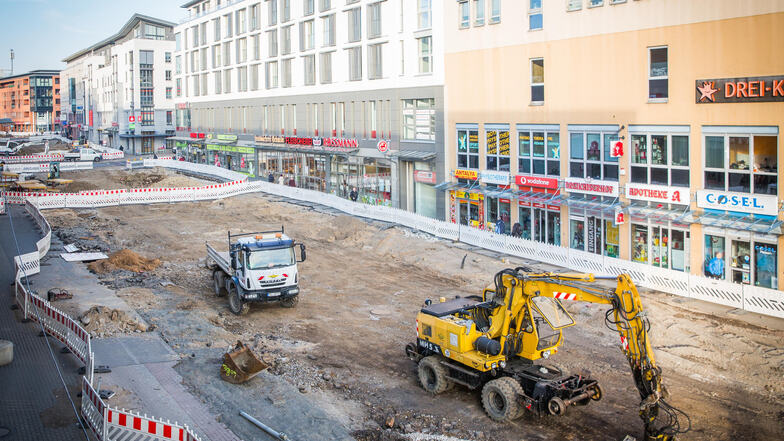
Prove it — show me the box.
[730,239,751,284]
[459,200,480,226]
[225,155,233,170]
[533,208,546,243]
[651,226,669,268]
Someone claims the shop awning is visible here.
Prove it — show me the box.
[515,190,567,206]
[0,118,13,124]
[253,143,357,156]
[626,201,695,224]
[388,150,436,161]
[167,136,202,143]
[564,195,622,215]
[695,210,782,234]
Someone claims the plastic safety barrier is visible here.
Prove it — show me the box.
[0,153,66,163]
[5,161,94,173]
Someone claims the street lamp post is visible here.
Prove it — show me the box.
[9,49,13,75]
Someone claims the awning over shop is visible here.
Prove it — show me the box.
[695,210,782,234]
[515,190,567,206]
[565,195,622,216]
[626,201,694,224]
[388,150,436,161]
[252,142,357,156]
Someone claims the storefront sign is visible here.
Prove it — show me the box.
[413,170,436,184]
[255,135,285,144]
[614,208,625,226]
[610,140,624,158]
[128,116,135,122]
[564,177,619,197]
[587,217,596,252]
[189,132,205,139]
[323,137,359,148]
[455,191,482,201]
[128,123,136,130]
[285,137,314,145]
[515,175,558,189]
[377,140,389,153]
[696,75,784,103]
[696,190,778,216]
[217,134,238,141]
[625,183,689,204]
[206,144,255,154]
[480,170,510,185]
[454,169,479,180]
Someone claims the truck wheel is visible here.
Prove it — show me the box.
[94,156,101,162]
[228,284,249,315]
[417,355,453,395]
[280,295,298,308]
[482,377,523,422]
[213,271,226,297]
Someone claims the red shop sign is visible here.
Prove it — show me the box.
[515,175,558,189]
[413,170,436,184]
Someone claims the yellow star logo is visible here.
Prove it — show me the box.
[697,81,719,102]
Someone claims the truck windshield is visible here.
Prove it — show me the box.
[247,247,295,269]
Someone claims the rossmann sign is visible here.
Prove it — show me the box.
[696,75,784,103]
[625,183,689,204]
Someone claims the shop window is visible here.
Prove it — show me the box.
[486,127,510,171]
[604,220,619,258]
[648,46,668,100]
[531,58,544,103]
[705,237,778,288]
[402,99,435,141]
[632,224,649,263]
[529,0,542,30]
[459,1,470,28]
[630,132,689,186]
[704,234,725,279]
[569,130,619,180]
[518,130,559,176]
[703,133,777,195]
[570,218,584,250]
[567,0,582,11]
[487,197,510,233]
[457,128,480,169]
[754,243,778,289]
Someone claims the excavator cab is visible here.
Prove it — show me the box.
[518,296,574,361]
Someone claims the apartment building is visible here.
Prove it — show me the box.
[444,0,784,290]
[61,14,176,154]
[0,70,61,133]
[172,0,444,217]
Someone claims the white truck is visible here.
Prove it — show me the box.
[63,148,102,162]
[206,228,306,315]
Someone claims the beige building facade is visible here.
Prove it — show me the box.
[443,0,784,290]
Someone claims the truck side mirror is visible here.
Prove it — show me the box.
[298,244,306,262]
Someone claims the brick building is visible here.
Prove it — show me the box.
[0,70,61,133]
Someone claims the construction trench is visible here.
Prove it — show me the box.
[36,167,784,441]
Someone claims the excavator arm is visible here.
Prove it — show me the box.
[499,269,689,441]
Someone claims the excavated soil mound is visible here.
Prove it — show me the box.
[63,180,100,193]
[79,306,148,336]
[88,249,161,273]
[119,171,166,188]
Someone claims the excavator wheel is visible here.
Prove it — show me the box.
[228,283,250,316]
[417,356,453,395]
[481,377,524,422]
[213,271,226,297]
[547,396,567,416]
[589,384,603,401]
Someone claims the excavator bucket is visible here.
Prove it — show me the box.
[220,341,268,384]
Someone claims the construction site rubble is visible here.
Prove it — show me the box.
[79,305,151,337]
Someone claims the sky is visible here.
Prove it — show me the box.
[0,0,184,75]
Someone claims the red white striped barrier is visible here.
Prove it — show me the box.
[553,292,578,301]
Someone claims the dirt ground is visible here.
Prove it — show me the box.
[44,168,784,441]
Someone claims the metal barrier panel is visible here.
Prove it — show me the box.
[0,154,66,163]
[105,408,197,441]
[688,276,744,308]
[25,290,91,365]
[567,249,607,274]
[459,227,507,255]
[81,376,106,440]
[64,191,118,209]
[0,199,4,214]
[640,264,691,297]
[14,251,40,279]
[742,285,784,318]
[6,162,95,173]
[601,257,651,287]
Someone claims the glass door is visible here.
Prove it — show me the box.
[546,210,560,246]
[533,208,546,242]
[730,240,751,284]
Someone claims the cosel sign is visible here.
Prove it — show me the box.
[625,183,689,204]
[564,177,619,197]
[480,170,510,185]
[515,175,558,189]
[696,190,778,216]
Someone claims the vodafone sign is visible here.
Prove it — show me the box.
[515,175,558,189]
[625,183,689,204]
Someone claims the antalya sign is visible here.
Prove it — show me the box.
[696,75,784,103]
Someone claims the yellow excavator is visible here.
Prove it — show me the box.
[405,268,690,441]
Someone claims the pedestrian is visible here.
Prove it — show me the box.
[511,222,522,238]
[494,217,506,235]
[707,252,725,279]
[288,177,296,187]
[278,175,285,186]
[268,172,275,183]
[349,187,358,202]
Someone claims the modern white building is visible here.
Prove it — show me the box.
[61,14,176,154]
[172,0,445,217]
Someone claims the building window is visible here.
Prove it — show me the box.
[237,38,247,63]
[531,58,544,103]
[250,4,260,30]
[322,14,335,46]
[589,0,603,7]
[529,0,542,30]
[348,8,361,43]
[418,36,432,74]
[281,58,292,87]
[141,109,154,126]
[417,0,432,29]
[281,26,292,55]
[648,46,668,100]
[212,45,221,68]
[704,132,777,195]
[567,0,582,10]
[265,61,276,89]
[489,0,501,23]
[224,68,232,93]
[303,55,315,85]
[237,66,248,92]
[200,22,207,45]
[457,127,480,169]
[485,127,510,171]
[519,130,560,175]
[251,64,260,90]
[569,130,620,180]
[630,131,689,187]
[224,13,233,37]
[320,52,332,84]
[252,34,261,60]
[267,29,278,57]
[166,111,173,125]
[401,98,435,141]
[300,20,315,51]
[214,70,222,93]
[459,1,470,28]
[368,2,382,38]
[175,32,181,51]
[280,0,290,22]
[474,0,485,26]
[140,88,154,107]
[165,52,172,62]
[176,78,182,96]
[304,0,314,16]
[348,46,362,81]
[368,44,383,80]
[166,87,172,99]
[165,70,172,81]
[213,18,221,41]
[319,0,331,12]
[268,0,277,26]
[223,41,231,66]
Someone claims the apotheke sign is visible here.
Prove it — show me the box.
[625,183,689,204]
[480,170,510,185]
[564,177,619,197]
[696,190,778,216]
[515,175,558,189]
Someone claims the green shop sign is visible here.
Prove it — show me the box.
[175,141,187,148]
[206,144,254,154]
[217,134,238,141]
